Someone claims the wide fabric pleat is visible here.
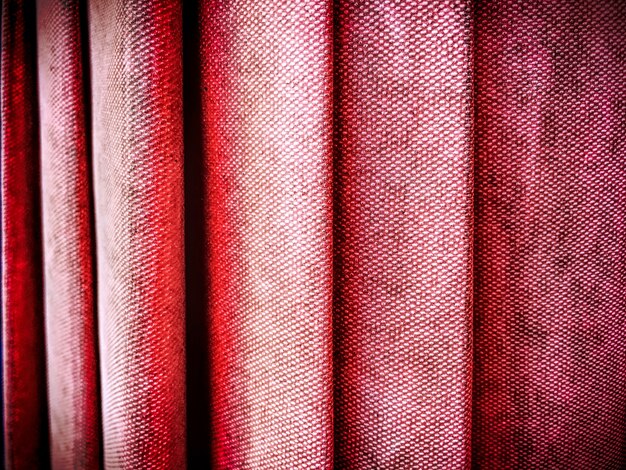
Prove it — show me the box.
[36,0,100,467]
[1,0,49,468]
[200,1,334,467]
[88,0,186,467]
[333,1,474,467]
[473,1,626,468]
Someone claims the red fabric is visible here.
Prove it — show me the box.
[1,0,48,467]
[201,1,334,467]
[333,0,473,467]
[37,0,100,467]
[88,0,186,468]
[473,1,626,468]
[1,0,625,468]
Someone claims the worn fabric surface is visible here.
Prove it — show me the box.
[37,0,100,467]
[473,1,626,468]
[332,0,474,467]
[1,0,48,468]
[1,0,625,469]
[88,0,186,468]
[201,1,334,467]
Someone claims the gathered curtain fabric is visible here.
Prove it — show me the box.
[2,0,626,468]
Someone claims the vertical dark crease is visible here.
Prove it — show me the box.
[23,0,50,467]
[330,0,344,467]
[182,0,212,467]
[78,0,104,467]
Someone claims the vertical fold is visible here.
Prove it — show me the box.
[182,0,211,466]
[473,1,626,467]
[36,0,100,467]
[333,1,474,467]
[1,0,49,467]
[88,0,186,467]
[200,0,335,467]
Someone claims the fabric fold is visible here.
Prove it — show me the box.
[473,1,626,467]
[88,0,186,467]
[200,0,335,467]
[2,0,626,467]
[37,0,101,467]
[332,0,474,467]
[1,0,49,468]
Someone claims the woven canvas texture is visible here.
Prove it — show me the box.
[37,0,100,467]
[473,1,626,468]
[332,0,474,467]
[201,0,334,467]
[88,0,186,467]
[1,0,625,468]
[1,1,48,468]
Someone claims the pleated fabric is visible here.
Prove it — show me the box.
[88,0,186,467]
[37,0,100,467]
[1,0,49,468]
[2,0,626,469]
[201,1,334,467]
[333,1,474,467]
[473,1,626,468]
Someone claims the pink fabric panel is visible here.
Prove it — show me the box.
[473,1,626,467]
[201,0,334,467]
[333,1,474,467]
[37,0,100,467]
[88,0,186,467]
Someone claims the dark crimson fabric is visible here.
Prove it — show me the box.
[1,0,626,468]
[37,0,100,467]
[1,0,49,468]
[473,1,626,468]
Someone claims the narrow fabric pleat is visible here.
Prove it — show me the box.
[332,1,474,467]
[473,1,626,467]
[88,0,186,467]
[1,0,49,468]
[36,0,100,467]
[200,1,334,467]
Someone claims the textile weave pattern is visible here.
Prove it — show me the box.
[0,0,625,468]
[1,0,48,467]
[201,0,335,467]
[37,0,101,466]
[89,0,186,467]
[333,0,474,467]
[473,1,626,468]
